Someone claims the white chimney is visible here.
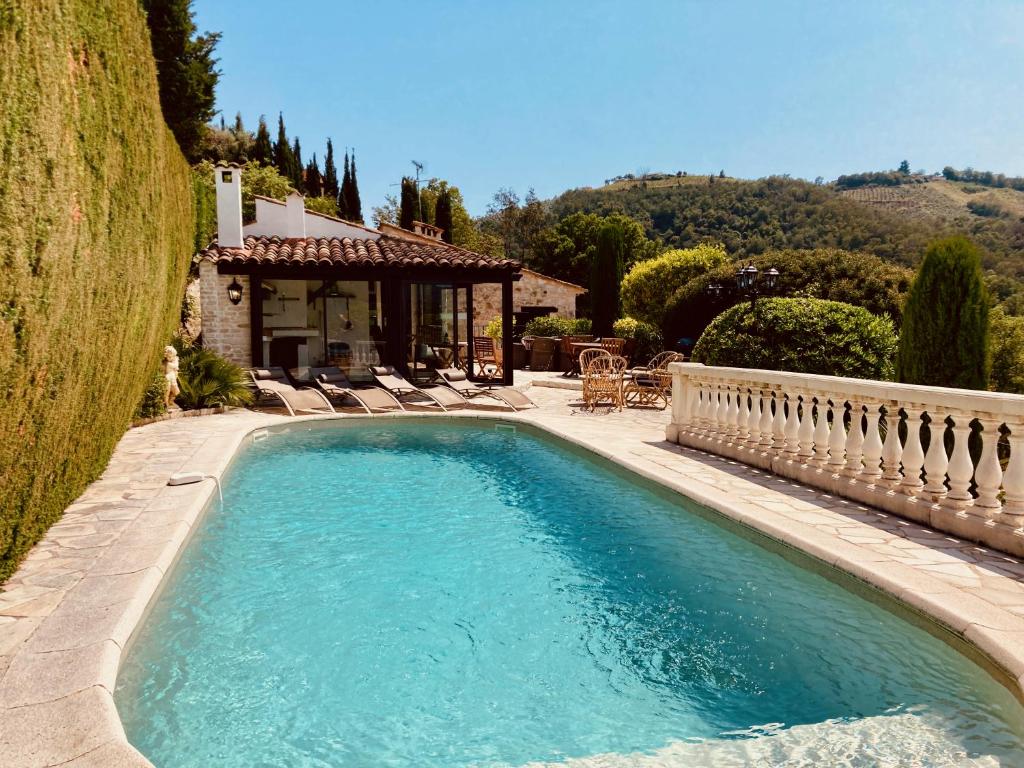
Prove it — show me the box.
[286,192,306,238]
[214,164,244,248]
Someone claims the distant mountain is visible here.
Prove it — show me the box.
[546,173,1024,279]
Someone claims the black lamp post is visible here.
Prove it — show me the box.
[227,277,244,305]
[707,263,780,306]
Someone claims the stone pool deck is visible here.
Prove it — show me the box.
[3,385,1024,766]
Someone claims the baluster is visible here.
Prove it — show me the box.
[900,408,926,495]
[973,418,1004,514]
[697,382,713,434]
[783,392,801,454]
[728,386,743,439]
[827,399,847,469]
[881,405,904,487]
[747,389,763,445]
[861,402,884,481]
[812,396,830,466]
[1003,421,1024,526]
[922,411,949,500]
[758,390,775,447]
[797,394,815,460]
[723,385,739,438]
[771,390,787,451]
[843,401,865,477]
[736,386,751,442]
[943,412,975,509]
[712,385,727,439]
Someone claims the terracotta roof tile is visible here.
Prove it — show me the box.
[198,235,519,274]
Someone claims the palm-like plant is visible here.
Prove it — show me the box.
[176,347,253,409]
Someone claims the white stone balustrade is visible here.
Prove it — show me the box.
[666,362,1024,558]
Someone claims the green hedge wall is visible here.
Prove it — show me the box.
[0,1,194,582]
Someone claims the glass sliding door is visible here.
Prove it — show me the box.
[407,282,456,382]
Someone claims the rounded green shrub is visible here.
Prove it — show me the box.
[621,243,727,327]
[990,307,1024,394]
[176,347,254,409]
[663,248,912,350]
[612,317,663,362]
[523,316,591,337]
[692,298,898,380]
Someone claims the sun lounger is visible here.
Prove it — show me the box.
[436,368,536,411]
[309,367,404,414]
[368,366,468,411]
[249,369,335,416]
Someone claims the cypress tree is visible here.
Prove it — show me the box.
[349,150,363,223]
[339,151,351,219]
[896,236,991,389]
[399,177,417,231]
[273,113,295,181]
[291,136,303,191]
[305,153,323,197]
[252,115,273,165]
[590,220,625,337]
[323,139,339,200]
[142,0,221,162]
[435,187,454,243]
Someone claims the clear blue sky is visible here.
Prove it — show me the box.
[194,0,1024,216]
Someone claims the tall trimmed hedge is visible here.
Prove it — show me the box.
[692,298,898,380]
[0,1,194,582]
[620,243,727,327]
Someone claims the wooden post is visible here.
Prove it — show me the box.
[466,284,475,378]
[501,277,514,386]
[249,274,263,367]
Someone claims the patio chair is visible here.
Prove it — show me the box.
[559,335,593,373]
[473,336,503,380]
[578,348,611,405]
[529,336,558,371]
[581,354,627,411]
[598,337,626,357]
[369,365,469,411]
[309,366,405,414]
[436,368,536,411]
[248,369,335,416]
[623,352,684,410]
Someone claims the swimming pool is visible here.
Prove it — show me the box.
[116,421,1024,767]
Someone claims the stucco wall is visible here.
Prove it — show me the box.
[473,269,585,331]
[198,261,252,366]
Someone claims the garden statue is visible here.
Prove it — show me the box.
[162,345,180,408]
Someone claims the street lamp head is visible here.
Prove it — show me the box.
[227,276,244,305]
[706,282,723,298]
[743,264,759,290]
[734,266,746,291]
[764,267,780,290]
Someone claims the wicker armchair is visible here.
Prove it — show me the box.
[582,354,627,411]
[623,351,683,409]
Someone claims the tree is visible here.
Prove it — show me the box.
[719,169,725,178]
[590,220,625,336]
[273,113,295,181]
[435,187,454,243]
[323,139,339,200]
[339,151,352,219]
[899,159,911,175]
[252,116,272,165]
[142,0,220,162]
[896,236,991,389]
[348,151,363,223]
[530,212,659,286]
[372,193,400,228]
[399,177,418,230]
[291,137,303,191]
[305,153,322,198]
[989,307,1024,394]
[621,243,728,326]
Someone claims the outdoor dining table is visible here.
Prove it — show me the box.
[569,342,604,375]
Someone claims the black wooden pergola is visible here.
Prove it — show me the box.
[216,261,519,386]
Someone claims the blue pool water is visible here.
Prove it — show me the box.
[116,422,1024,767]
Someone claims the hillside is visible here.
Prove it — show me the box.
[547,174,1024,279]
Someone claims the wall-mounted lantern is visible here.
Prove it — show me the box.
[227,276,244,305]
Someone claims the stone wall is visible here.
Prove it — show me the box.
[198,261,252,366]
[473,269,585,332]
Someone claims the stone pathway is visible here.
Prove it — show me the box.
[2,387,1024,766]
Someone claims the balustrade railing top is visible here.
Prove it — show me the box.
[666,362,1024,558]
